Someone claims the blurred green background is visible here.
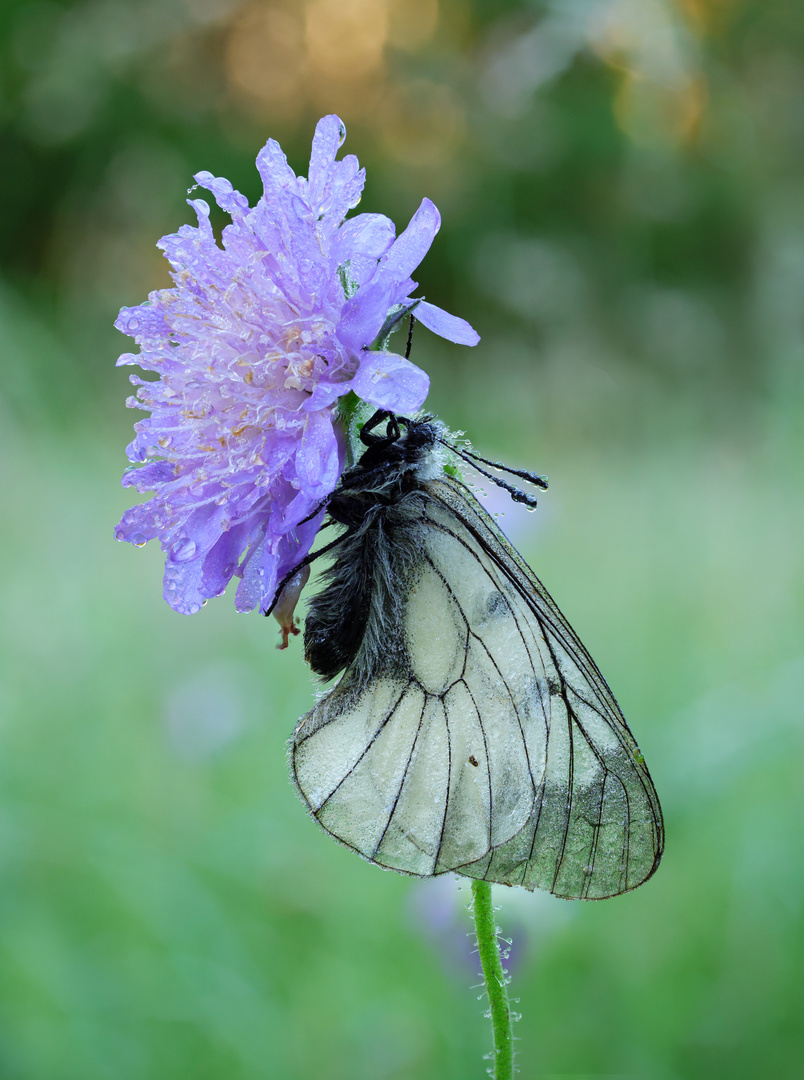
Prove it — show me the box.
[2,0,804,1077]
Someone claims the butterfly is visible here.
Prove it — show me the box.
[268,410,664,900]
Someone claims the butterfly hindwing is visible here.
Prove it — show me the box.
[291,474,664,899]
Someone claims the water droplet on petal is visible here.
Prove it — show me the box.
[170,539,198,563]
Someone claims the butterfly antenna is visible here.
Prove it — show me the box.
[438,440,542,509]
[458,446,548,490]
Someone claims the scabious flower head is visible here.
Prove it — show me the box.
[116,115,479,615]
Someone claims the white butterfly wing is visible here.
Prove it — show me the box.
[291,476,663,899]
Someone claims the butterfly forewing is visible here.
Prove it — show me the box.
[426,477,664,898]
[291,473,663,899]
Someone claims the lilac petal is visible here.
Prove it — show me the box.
[351,351,430,413]
[303,380,351,412]
[379,198,440,282]
[115,505,158,546]
[413,301,480,346]
[201,520,256,598]
[334,213,396,265]
[256,138,300,201]
[272,487,319,534]
[307,115,364,223]
[296,412,341,497]
[235,532,275,613]
[115,304,169,345]
[194,172,250,218]
[163,549,208,614]
[337,279,398,353]
[120,461,174,490]
[307,115,346,201]
[183,502,231,553]
[263,510,325,613]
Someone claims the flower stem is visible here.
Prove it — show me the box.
[471,880,513,1079]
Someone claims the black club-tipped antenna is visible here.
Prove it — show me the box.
[436,437,548,509]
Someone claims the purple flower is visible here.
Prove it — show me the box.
[116,115,479,615]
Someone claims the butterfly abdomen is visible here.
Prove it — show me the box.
[304,491,426,684]
[304,526,376,679]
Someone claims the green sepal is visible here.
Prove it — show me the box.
[371,299,421,351]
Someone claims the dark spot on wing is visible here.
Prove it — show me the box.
[485,590,507,618]
[468,755,479,767]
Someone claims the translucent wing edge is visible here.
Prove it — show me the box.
[423,476,665,898]
[289,679,435,879]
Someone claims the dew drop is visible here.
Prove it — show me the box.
[170,539,198,563]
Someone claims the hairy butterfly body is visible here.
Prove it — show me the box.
[276,412,663,899]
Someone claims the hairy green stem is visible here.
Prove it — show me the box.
[471,880,513,1080]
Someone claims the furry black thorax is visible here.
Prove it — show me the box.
[267,409,547,683]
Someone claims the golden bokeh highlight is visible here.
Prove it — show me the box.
[304,0,388,81]
[388,0,440,51]
[225,3,306,119]
[378,79,466,169]
[674,0,747,33]
[613,70,708,147]
[223,0,446,124]
[589,0,708,149]
[675,0,708,33]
